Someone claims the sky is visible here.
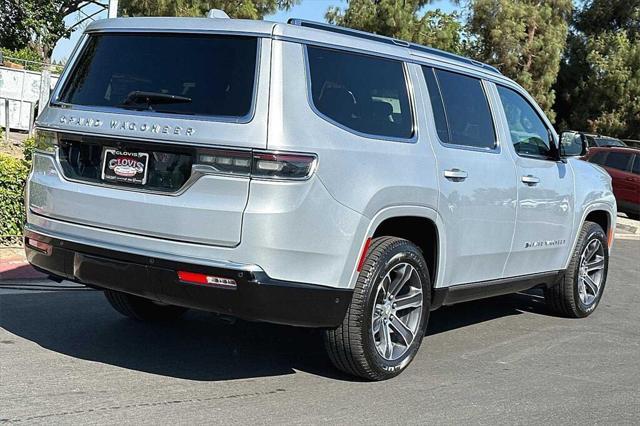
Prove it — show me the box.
[52,0,458,62]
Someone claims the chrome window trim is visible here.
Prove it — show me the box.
[274,33,508,84]
[51,32,264,125]
[302,44,418,144]
[421,65,501,155]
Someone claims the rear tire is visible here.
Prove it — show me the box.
[104,289,187,321]
[324,237,430,380]
[545,221,608,318]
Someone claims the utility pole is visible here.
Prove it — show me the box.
[108,0,118,18]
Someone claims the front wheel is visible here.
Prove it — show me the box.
[324,237,430,380]
[545,221,608,318]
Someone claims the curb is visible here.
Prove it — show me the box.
[0,258,47,282]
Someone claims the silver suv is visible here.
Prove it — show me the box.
[26,15,617,380]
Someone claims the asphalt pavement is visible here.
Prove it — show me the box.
[1,239,639,424]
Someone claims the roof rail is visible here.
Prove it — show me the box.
[287,18,501,75]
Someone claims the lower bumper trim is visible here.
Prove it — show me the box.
[24,231,352,328]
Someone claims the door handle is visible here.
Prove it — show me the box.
[521,175,540,186]
[443,168,468,181]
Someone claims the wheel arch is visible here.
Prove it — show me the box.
[349,206,445,291]
[584,210,611,240]
[564,203,616,270]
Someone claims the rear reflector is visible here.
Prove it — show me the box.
[356,238,373,272]
[177,271,237,289]
[26,237,52,255]
[608,227,614,248]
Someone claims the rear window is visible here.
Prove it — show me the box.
[58,33,258,118]
[604,152,632,171]
[423,67,496,149]
[307,46,413,139]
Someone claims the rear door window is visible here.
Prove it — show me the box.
[58,33,258,118]
[604,152,633,171]
[307,46,413,139]
[422,67,496,149]
[588,151,608,165]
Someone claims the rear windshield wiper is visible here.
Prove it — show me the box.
[118,91,192,111]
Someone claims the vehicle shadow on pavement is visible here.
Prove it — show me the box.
[0,285,549,382]
[427,289,549,336]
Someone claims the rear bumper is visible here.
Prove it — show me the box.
[25,231,352,328]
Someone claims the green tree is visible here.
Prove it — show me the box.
[325,0,466,54]
[555,0,640,138]
[468,0,573,121]
[0,0,107,62]
[119,0,298,19]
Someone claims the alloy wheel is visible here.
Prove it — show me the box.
[577,238,605,306]
[371,263,423,361]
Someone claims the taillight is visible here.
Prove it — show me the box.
[197,149,252,176]
[196,149,317,180]
[34,129,58,155]
[252,152,317,180]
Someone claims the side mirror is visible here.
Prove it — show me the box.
[559,131,587,157]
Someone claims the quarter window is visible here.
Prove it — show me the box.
[497,86,554,158]
[307,46,413,139]
[422,67,496,149]
[604,152,632,171]
[633,155,640,175]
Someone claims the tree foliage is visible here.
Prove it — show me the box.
[118,0,298,19]
[555,0,640,138]
[468,0,572,121]
[0,0,107,62]
[326,0,466,54]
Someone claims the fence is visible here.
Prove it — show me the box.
[0,56,60,134]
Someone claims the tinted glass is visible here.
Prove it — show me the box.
[587,136,597,147]
[429,69,496,148]
[422,67,450,144]
[59,34,258,117]
[497,86,553,158]
[307,46,413,139]
[633,156,640,175]
[588,151,607,165]
[604,152,632,171]
[596,137,626,147]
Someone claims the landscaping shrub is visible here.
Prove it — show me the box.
[23,136,36,162]
[0,153,29,240]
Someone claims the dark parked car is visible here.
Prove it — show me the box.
[623,139,640,149]
[583,147,640,220]
[585,134,627,148]
[560,131,627,157]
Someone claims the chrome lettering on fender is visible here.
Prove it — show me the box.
[524,239,566,248]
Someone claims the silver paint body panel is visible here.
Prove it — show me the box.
[27,17,616,291]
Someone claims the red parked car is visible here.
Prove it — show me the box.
[583,147,640,220]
